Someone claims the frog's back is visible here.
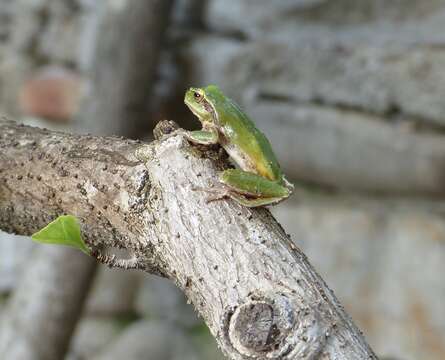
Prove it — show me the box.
[204,85,282,181]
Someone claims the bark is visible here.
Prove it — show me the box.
[0,119,378,360]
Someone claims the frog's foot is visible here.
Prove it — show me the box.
[191,185,231,203]
[192,184,286,207]
[158,128,186,141]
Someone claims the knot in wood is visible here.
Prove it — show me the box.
[153,120,179,140]
[231,302,277,352]
[227,295,295,358]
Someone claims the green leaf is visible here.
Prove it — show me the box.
[31,215,89,254]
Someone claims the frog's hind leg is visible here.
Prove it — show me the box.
[193,169,290,207]
[220,169,289,196]
[219,168,290,207]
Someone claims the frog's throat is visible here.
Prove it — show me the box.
[186,100,217,125]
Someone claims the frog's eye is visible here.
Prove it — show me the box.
[193,92,202,101]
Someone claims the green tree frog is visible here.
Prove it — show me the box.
[182,84,293,207]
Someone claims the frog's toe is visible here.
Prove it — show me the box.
[191,184,230,202]
[205,192,229,203]
[191,184,223,193]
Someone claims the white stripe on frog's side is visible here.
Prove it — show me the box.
[222,141,258,174]
[218,125,258,174]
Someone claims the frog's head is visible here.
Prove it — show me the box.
[184,87,214,124]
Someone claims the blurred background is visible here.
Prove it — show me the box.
[1,1,445,359]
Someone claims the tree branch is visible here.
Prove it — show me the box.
[0,119,378,360]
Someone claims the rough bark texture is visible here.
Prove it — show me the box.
[0,246,96,359]
[0,119,377,360]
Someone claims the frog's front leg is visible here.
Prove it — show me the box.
[161,127,219,145]
[182,129,219,145]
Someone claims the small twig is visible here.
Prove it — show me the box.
[91,249,141,270]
